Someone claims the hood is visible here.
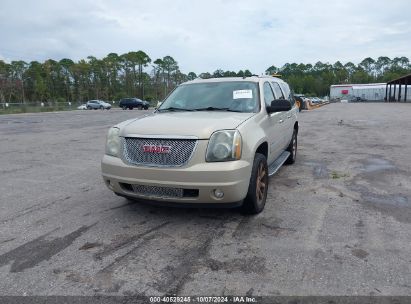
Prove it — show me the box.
[119,111,255,139]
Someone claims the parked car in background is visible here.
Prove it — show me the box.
[86,100,112,110]
[77,104,87,110]
[350,96,367,102]
[119,98,149,110]
[293,95,304,112]
[310,97,321,104]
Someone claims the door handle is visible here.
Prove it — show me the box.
[279,119,284,123]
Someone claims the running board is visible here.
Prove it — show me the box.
[268,151,290,176]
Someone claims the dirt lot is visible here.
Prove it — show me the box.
[0,104,410,296]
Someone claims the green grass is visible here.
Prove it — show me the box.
[330,171,350,179]
[0,105,77,115]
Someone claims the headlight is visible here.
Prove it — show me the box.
[105,127,120,157]
[206,130,242,162]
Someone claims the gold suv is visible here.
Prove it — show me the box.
[101,76,298,214]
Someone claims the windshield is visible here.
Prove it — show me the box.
[158,81,259,113]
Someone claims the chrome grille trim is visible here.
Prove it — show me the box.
[131,184,184,198]
[122,136,197,167]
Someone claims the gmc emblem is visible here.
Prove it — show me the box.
[143,144,171,154]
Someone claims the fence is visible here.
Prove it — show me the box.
[0,102,84,114]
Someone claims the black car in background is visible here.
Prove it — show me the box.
[119,98,149,110]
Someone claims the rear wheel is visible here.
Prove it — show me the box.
[242,153,268,215]
[285,129,297,164]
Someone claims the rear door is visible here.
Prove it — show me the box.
[278,82,296,146]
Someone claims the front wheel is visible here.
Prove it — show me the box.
[242,153,268,215]
[285,129,297,164]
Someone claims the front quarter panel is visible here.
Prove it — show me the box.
[237,112,269,163]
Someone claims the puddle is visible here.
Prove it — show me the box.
[313,163,330,178]
[350,184,411,223]
[303,161,330,179]
[363,193,409,208]
[362,158,396,173]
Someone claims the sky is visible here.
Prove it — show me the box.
[0,0,410,74]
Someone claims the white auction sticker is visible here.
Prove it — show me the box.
[233,89,253,99]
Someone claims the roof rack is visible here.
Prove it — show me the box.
[271,73,282,78]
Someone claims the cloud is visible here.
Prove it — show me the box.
[0,0,410,74]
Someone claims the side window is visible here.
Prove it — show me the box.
[271,82,285,99]
[281,83,295,106]
[263,82,275,107]
[289,92,296,106]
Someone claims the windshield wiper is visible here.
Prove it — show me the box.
[157,107,194,112]
[192,107,242,112]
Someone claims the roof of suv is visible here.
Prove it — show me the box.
[184,76,286,85]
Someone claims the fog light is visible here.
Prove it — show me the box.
[213,189,224,199]
[105,179,114,190]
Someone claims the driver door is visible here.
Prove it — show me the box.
[261,81,284,164]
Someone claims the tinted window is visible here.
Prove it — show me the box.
[280,83,294,105]
[271,82,285,99]
[263,82,275,107]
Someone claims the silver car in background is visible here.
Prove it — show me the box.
[86,100,112,110]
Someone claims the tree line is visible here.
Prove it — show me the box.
[265,56,411,96]
[0,52,410,103]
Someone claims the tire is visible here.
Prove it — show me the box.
[285,129,297,165]
[241,153,268,215]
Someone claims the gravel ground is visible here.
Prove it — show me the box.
[0,104,410,296]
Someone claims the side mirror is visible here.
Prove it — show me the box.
[266,99,292,114]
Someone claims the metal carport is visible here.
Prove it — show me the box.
[385,73,411,102]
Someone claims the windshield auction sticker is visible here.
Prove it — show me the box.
[233,90,253,99]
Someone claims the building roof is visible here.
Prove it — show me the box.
[352,85,387,90]
[331,83,386,88]
[387,73,411,85]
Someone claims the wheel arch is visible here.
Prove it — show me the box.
[294,121,299,134]
[255,141,268,159]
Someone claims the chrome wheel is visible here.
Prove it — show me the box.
[293,133,297,160]
[256,162,267,204]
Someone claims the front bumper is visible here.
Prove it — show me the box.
[101,155,252,204]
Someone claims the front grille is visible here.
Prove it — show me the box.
[119,183,199,199]
[132,184,184,198]
[122,137,197,167]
